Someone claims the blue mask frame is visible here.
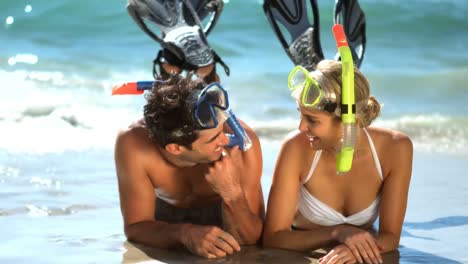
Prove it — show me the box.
[192,82,252,151]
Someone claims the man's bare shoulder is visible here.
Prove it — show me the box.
[233,119,261,155]
[228,120,263,181]
[117,119,147,141]
[114,120,171,190]
[115,119,154,158]
[236,119,259,142]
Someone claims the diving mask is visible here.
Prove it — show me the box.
[288,65,337,113]
[111,81,252,151]
[191,82,252,151]
[191,82,229,129]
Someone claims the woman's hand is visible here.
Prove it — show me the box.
[319,244,357,264]
[333,225,383,264]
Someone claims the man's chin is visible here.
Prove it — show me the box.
[210,152,225,162]
[213,152,223,161]
[214,147,225,159]
[198,154,222,164]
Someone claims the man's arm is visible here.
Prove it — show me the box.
[205,127,265,245]
[223,127,265,245]
[115,128,240,258]
[115,128,184,248]
[222,185,264,245]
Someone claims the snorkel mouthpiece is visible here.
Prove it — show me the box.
[333,24,356,174]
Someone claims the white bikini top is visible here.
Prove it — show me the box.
[295,128,383,227]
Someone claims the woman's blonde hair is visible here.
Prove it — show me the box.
[315,59,381,127]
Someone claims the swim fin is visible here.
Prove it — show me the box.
[263,0,324,71]
[126,0,229,79]
[185,0,224,36]
[333,0,366,68]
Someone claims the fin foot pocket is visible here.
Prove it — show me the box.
[127,0,229,80]
[333,0,366,68]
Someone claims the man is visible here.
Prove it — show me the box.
[114,75,264,258]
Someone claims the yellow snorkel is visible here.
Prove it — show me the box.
[333,24,356,174]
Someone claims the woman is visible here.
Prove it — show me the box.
[263,60,413,264]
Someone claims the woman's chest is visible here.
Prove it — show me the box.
[302,157,382,215]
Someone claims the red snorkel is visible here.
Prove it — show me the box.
[111,81,154,95]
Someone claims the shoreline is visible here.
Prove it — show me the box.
[121,241,402,264]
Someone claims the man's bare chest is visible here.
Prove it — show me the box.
[150,165,220,207]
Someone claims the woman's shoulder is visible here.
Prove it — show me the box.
[283,129,310,149]
[280,130,316,162]
[366,126,413,176]
[366,126,412,150]
[272,130,315,183]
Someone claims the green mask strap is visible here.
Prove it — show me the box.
[333,24,356,174]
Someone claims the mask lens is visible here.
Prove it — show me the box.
[196,102,217,128]
[289,68,307,91]
[194,83,229,129]
[303,82,322,107]
[203,84,228,110]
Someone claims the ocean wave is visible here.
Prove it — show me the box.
[0,204,98,217]
[249,114,468,155]
[376,114,468,155]
[1,108,466,156]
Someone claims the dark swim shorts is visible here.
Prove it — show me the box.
[154,197,224,229]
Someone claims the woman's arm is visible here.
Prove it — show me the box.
[263,133,339,250]
[377,132,413,252]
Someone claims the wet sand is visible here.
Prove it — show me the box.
[121,241,401,264]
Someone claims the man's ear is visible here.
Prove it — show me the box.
[165,143,186,155]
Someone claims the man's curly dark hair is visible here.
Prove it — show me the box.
[144,75,206,149]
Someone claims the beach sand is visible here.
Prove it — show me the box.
[121,241,401,264]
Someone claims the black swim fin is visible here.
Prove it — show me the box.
[126,0,229,79]
[333,0,366,68]
[263,0,324,71]
[185,0,224,36]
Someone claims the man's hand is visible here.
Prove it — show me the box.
[205,146,243,201]
[180,224,241,258]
